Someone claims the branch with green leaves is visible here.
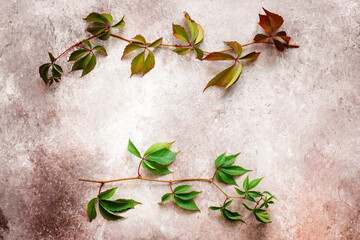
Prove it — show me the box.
[39,8,299,90]
[80,140,276,223]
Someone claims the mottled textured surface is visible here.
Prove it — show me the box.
[0,0,359,239]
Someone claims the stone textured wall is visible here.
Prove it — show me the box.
[0,0,359,239]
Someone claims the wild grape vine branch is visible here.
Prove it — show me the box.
[79,140,276,223]
[39,8,299,90]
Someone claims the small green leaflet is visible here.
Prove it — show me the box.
[84,12,125,40]
[159,185,200,211]
[88,187,141,221]
[203,41,260,91]
[172,12,204,60]
[128,139,141,158]
[38,52,63,85]
[209,200,244,222]
[122,35,162,76]
[213,152,250,186]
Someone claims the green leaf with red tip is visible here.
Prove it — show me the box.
[203,52,235,61]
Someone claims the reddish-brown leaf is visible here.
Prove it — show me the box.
[253,34,270,43]
[258,14,272,34]
[274,31,291,44]
[263,8,284,33]
[203,52,235,61]
[273,39,284,52]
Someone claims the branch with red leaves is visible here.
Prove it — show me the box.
[39,8,299,90]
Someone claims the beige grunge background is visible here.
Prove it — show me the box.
[0,0,359,239]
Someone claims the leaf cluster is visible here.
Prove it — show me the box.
[39,53,63,85]
[160,185,201,211]
[203,41,260,91]
[87,187,141,221]
[84,12,125,40]
[213,152,251,185]
[172,12,204,60]
[122,35,163,76]
[68,40,107,77]
[128,140,178,175]
[253,8,291,51]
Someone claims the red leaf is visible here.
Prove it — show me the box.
[262,8,284,33]
[273,39,284,52]
[274,31,291,44]
[258,14,272,34]
[203,52,235,61]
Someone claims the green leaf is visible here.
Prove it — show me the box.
[223,200,232,208]
[224,62,242,90]
[81,53,96,77]
[39,63,51,82]
[194,23,204,45]
[240,52,260,61]
[184,12,198,42]
[87,198,97,221]
[82,40,92,49]
[193,47,203,60]
[225,41,242,57]
[248,191,262,198]
[130,51,145,76]
[245,193,256,202]
[69,49,89,61]
[215,153,226,168]
[248,177,263,190]
[176,191,201,200]
[173,185,192,194]
[220,166,250,176]
[146,148,177,165]
[101,14,113,24]
[203,64,236,91]
[127,139,141,158]
[52,67,61,79]
[263,191,272,196]
[235,188,245,195]
[93,45,107,55]
[160,193,172,203]
[243,176,249,190]
[221,209,244,222]
[98,187,117,200]
[144,142,174,157]
[172,24,190,43]
[209,206,221,211]
[255,212,271,223]
[71,54,91,71]
[202,52,235,61]
[142,50,155,76]
[217,171,238,185]
[148,38,163,48]
[87,26,106,36]
[54,64,63,73]
[173,47,190,55]
[48,52,55,62]
[100,199,140,213]
[98,30,111,40]
[173,196,199,211]
[133,34,147,45]
[242,203,253,211]
[122,44,143,59]
[112,16,125,28]
[84,12,108,24]
[99,202,123,220]
[142,160,172,175]
[223,153,240,167]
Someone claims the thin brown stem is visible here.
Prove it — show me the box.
[254,194,264,209]
[78,176,246,199]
